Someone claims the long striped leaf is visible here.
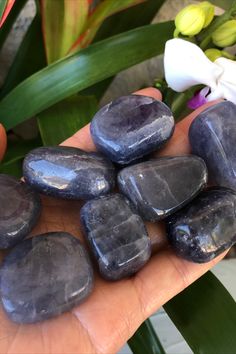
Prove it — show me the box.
[69,0,146,52]
[0,0,27,50]
[38,95,97,145]
[128,319,166,354]
[41,0,89,63]
[0,15,46,98]
[0,0,15,27]
[164,271,236,354]
[0,21,174,130]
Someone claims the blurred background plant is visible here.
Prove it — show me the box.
[0,1,236,353]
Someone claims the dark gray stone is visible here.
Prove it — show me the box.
[0,232,94,323]
[80,194,151,280]
[166,187,236,263]
[90,95,175,165]
[23,146,115,200]
[0,174,41,249]
[189,101,236,190]
[118,156,207,221]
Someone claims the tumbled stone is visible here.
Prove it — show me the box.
[166,187,236,263]
[118,156,207,221]
[90,95,175,164]
[23,146,115,200]
[80,194,151,280]
[189,101,236,190]
[0,174,41,249]
[0,232,94,323]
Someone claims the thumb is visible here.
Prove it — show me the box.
[0,124,7,161]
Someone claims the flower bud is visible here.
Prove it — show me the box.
[175,4,205,36]
[205,48,222,61]
[199,1,215,28]
[212,20,236,47]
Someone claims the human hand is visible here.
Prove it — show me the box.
[0,88,226,354]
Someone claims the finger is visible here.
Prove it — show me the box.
[0,123,7,161]
[61,87,162,150]
[134,87,162,101]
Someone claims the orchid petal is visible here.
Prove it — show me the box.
[164,38,223,92]
[188,87,210,109]
[207,58,236,103]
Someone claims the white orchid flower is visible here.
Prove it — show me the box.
[164,38,236,107]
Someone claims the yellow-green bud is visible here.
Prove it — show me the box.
[205,48,222,61]
[175,4,205,36]
[212,20,236,47]
[199,1,215,28]
[205,48,235,62]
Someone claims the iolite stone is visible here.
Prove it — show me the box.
[80,194,151,280]
[0,232,94,323]
[118,156,207,221]
[0,174,41,249]
[23,146,115,200]
[189,101,236,190]
[166,187,236,263]
[90,95,175,164]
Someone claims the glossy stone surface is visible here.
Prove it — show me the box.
[166,187,236,263]
[23,146,115,200]
[0,174,41,249]
[0,232,94,323]
[189,101,236,190]
[80,194,151,280]
[90,95,175,164]
[118,156,207,221]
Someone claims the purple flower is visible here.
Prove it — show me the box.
[188,87,210,109]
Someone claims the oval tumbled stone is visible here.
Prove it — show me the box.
[189,101,236,190]
[118,156,207,221]
[0,174,41,249]
[80,194,151,280]
[0,232,94,323]
[23,146,115,200]
[166,187,236,263]
[90,95,175,164]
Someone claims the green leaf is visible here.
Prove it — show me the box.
[0,0,15,27]
[0,136,42,177]
[128,319,166,354]
[0,21,174,130]
[79,0,166,100]
[3,136,42,163]
[164,271,236,354]
[0,157,23,178]
[41,0,89,63]
[37,95,97,146]
[0,0,27,50]
[82,0,166,100]
[70,0,146,52]
[0,0,8,19]
[0,15,46,98]
[94,0,166,42]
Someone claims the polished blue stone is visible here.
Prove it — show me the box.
[90,95,175,164]
[0,232,94,323]
[166,187,236,263]
[0,174,41,249]
[189,101,236,190]
[118,156,207,221]
[80,194,151,280]
[23,146,115,200]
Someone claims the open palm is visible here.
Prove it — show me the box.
[0,88,226,354]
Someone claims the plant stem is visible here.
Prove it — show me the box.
[200,0,236,50]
